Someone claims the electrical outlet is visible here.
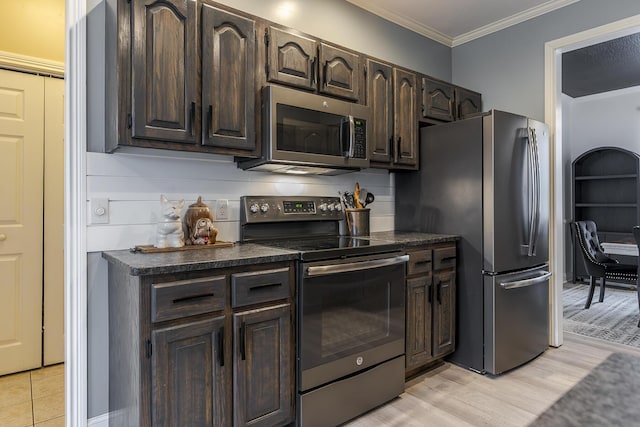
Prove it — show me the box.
[91,198,109,224]
[215,199,229,220]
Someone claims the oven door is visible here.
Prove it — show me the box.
[298,253,408,392]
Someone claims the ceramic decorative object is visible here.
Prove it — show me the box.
[184,196,218,245]
[155,194,185,248]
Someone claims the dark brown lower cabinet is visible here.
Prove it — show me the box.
[106,260,295,427]
[234,304,293,427]
[152,317,227,426]
[405,243,457,375]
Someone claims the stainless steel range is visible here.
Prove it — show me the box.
[240,195,407,427]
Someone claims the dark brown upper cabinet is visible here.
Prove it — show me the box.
[131,0,198,144]
[318,42,361,101]
[393,68,418,168]
[455,87,482,120]
[365,59,418,169]
[264,25,361,102]
[422,77,454,122]
[106,0,258,157]
[366,59,394,163]
[201,4,256,153]
[265,26,317,91]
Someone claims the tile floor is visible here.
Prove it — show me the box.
[0,364,64,427]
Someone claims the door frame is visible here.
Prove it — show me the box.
[66,0,88,425]
[544,14,640,347]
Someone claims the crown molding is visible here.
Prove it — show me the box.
[346,0,453,47]
[347,0,580,48]
[452,0,581,47]
[0,50,64,77]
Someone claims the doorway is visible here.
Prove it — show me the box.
[0,68,65,375]
[545,15,640,347]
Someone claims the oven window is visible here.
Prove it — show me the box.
[300,261,405,371]
[276,104,343,156]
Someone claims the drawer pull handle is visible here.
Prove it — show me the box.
[414,260,432,266]
[439,256,456,262]
[249,282,282,292]
[172,293,214,304]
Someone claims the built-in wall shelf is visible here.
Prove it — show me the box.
[572,146,640,281]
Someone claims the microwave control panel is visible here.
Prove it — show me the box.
[353,118,366,159]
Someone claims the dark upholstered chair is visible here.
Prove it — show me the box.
[634,226,640,326]
[572,221,638,309]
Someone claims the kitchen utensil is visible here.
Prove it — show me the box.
[354,182,364,208]
[364,191,375,207]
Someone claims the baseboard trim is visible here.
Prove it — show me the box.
[88,412,109,426]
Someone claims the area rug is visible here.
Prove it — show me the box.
[530,352,640,426]
[563,282,640,348]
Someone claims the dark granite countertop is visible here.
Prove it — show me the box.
[102,231,459,276]
[368,231,460,247]
[102,243,299,276]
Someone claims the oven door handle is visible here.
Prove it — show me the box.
[305,254,409,277]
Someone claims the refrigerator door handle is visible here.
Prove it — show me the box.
[525,127,541,257]
[499,271,551,290]
[531,127,541,256]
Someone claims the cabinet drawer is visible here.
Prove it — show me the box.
[407,249,432,276]
[232,267,291,308]
[151,276,226,323]
[434,246,456,270]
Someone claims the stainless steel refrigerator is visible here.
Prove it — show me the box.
[395,110,551,375]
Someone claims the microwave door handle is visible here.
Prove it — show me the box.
[341,116,355,158]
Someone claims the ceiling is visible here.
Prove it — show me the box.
[345,0,580,47]
[347,0,640,97]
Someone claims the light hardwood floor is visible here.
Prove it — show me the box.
[347,333,640,426]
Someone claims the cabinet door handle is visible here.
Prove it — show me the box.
[310,57,317,86]
[428,283,432,304]
[189,101,196,137]
[436,281,442,304]
[240,322,246,361]
[207,105,213,138]
[323,62,328,87]
[218,326,225,367]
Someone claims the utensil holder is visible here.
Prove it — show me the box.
[344,208,370,236]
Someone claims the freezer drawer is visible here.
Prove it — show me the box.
[483,265,550,375]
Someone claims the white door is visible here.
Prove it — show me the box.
[43,77,65,365]
[0,69,45,375]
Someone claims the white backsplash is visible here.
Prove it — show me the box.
[86,149,396,252]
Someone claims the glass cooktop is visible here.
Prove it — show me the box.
[260,236,402,261]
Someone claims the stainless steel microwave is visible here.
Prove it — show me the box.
[238,85,370,175]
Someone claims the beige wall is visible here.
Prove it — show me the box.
[0,0,65,63]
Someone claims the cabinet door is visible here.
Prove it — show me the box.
[151,316,228,427]
[455,87,482,120]
[266,26,317,91]
[201,5,256,153]
[433,271,456,358]
[234,303,294,427]
[319,43,361,101]
[366,59,393,163]
[131,0,198,143]
[422,77,454,122]
[393,68,418,167]
[405,275,433,371]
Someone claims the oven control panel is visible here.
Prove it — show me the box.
[241,195,344,223]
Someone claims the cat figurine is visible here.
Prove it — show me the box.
[155,194,185,248]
